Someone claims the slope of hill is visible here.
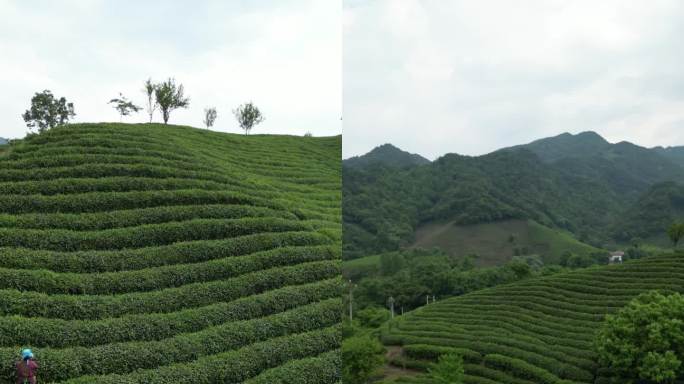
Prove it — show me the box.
[344,132,684,260]
[612,181,684,243]
[412,219,600,266]
[344,144,430,169]
[0,123,341,383]
[502,131,610,163]
[653,145,684,168]
[380,253,684,384]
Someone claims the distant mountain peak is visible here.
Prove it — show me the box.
[501,130,611,162]
[344,143,430,168]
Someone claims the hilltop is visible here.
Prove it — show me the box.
[344,144,430,169]
[343,131,684,260]
[380,253,684,383]
[0,123,341,383]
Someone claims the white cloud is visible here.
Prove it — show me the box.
[0,0,341,139]
[344,0,684,159]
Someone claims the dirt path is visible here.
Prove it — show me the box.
[381,346,422,381]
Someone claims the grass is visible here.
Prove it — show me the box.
[379,253,684,384]
[0,123,341,383]
[411,219,600,266]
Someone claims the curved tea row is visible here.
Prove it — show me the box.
[0,123,341,383]
[381,254,684,384]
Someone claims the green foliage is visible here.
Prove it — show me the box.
[595,291,684,383]
[381,253,684,384]
[108,93,141,121]
[233,101,264,134]
[429,354,464,384]
[342,335,385,384]
[668,222,684,248]
[22,90,75,133]
[154,78,190,124]
[0,123,341,381]
[344,134,684,260]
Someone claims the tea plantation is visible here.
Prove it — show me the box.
[381,253,684,384]
[0,123,342,383]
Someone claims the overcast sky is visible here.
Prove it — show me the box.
[344,0,684,160]
[0,0,341,139]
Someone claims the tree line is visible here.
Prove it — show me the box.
[22,78,264,135]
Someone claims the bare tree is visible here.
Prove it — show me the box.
[143,78,156,123]
[203,107,217,129]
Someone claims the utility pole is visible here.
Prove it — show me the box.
[426,295,430,305]
[388,296,395,319]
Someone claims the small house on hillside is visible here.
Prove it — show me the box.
[609,251,624,264]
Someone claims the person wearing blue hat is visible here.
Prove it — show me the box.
[16,348,38,384]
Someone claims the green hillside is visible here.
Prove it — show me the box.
[343,132,684,260]
[0,123,341,383]
[412,219,600,266]
[379,253,684,384]
[344,144,430,169]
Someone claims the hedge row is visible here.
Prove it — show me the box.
[1,153,202,171]
[387,333,593,382]
[0,244,338,294]
[0,260,339,319]
[0,231,330,273]
[0,217,315,251]
[0,278,340,348]
[0,203,295,231]
[483,354,562,384]
[244,350,340,384]
[0,176,230,196]
[58,325,340,384]
[403,344,482,363]
[0,189,280,214]
[4,144,195,163]
[0,299,340,382]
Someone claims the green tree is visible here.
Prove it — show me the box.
[429,354,464,384]
[203,107,217,129]
[233,101,264,134]
[380,252,405,276]
[154,78,190,124]
[595,291,684,383]
[22,90,75,133]
[143,78,157,123]
[108,93,141,121]
[342,336,385,384]
[667,222,684,248]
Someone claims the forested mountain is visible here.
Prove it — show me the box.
[343,131,684,260]
[343,143,430,169]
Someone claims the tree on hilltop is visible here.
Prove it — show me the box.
[233,102,264,135]
[143,78,157,123]
[154,78,189,124]
[108,93,141,121]
[22,90,75,133]
[203,107,217,129]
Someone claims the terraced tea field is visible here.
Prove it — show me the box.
[0,123,341,383]
[381,253,684,384]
